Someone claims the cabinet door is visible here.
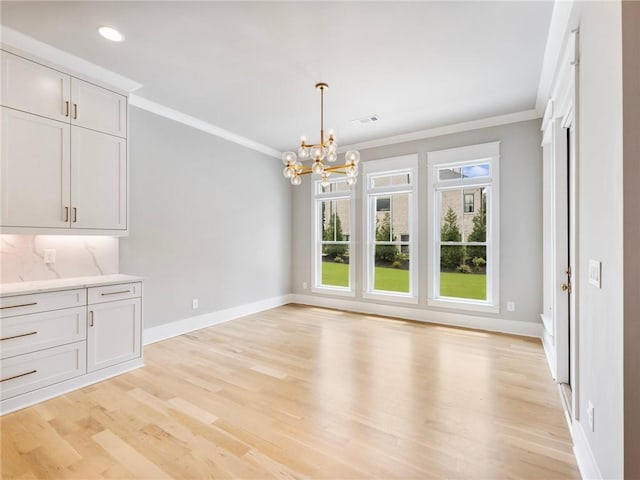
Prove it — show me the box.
[87,298,141,372]
[1,51,71,122]
[1,107,71,228]
[71,128,126,230]
[71,79,126,138]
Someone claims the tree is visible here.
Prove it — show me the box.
[375,213,398,262]
[466,192,487,262]
[323,213,347,259]
[440,207,464,269]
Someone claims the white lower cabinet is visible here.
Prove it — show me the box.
[87,298,141,372]
[0,342,86,401]
[0,277,143,414]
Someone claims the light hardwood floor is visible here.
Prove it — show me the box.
[1,304,580,479]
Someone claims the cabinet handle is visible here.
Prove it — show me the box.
[73,103,78,120]
[64,206,69,222]
[101,290,131,296]
[73,207,77,223]
[0,302,37,310]
[0,331,37,341]
[1,370,37,383]
[89,310,94,327]
[64,101,70,117]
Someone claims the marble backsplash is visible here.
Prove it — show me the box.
[0,235,119,283]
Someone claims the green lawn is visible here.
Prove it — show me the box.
[321,262,486,299]
[440,272,486,300]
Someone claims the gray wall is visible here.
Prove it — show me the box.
[292,119,543,325]
[623,2,640,476]
[120,107,292,329]
[577,2,624,477]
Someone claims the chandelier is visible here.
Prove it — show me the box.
[282,82,360,186]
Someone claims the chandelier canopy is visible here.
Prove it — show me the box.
[282,83,360,186]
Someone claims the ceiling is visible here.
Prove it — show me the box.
[0,1,554,153]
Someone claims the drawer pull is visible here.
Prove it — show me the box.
[64,206,69,222]
[1,370,37,383]
[0,331,37,341]
[73,103,78,120]
[101,290,131,296]
[73,207,78,223]
[0,302,37,310]
[64,100,70,117]
[89,310,94,327]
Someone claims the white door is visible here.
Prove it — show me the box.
[70,128,126,230]
[1,107,71,228]
[1,51,71,122]
[70,79,126,138]
[87,298,141,372]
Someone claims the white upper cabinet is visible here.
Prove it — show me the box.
[71,128,127,230]
[1,51,71,123]
[0,49,128,234]
[71,79,127,138]
[1,107,71,228]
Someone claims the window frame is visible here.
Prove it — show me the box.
[362,154,419,304]
[427,142,500,313]
[311,177,356,296]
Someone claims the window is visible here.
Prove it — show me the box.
[363,155,418,302]
[427,142,499,312]
[464,193,474,213]
[313,177,354,294]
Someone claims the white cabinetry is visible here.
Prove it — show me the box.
[0,50,128,234]
[87,284,141,372]
[0,277,143,414]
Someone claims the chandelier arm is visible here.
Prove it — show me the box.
[323,164,352,174]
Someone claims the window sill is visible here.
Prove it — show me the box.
[363,291,419,305]
[311,286,355,297]
[427,298,500,314]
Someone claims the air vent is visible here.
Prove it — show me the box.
[351,114,380,126]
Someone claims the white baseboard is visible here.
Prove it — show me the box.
[572,421,602,480]
[143,294,293,345]
[290,294,543,337]
[542,327,558,380]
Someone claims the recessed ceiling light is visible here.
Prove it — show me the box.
[98,26,124,42]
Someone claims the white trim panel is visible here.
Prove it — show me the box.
[130,96,281,159]
[143,294,293,345]
[291,294,542,338]
[572,421,603,480]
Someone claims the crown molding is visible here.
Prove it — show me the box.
[339,109,541,153]
[129,95,281,159]
[0,25,142,93]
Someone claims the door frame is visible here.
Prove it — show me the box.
[541,30,580,422]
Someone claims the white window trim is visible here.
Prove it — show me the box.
[362,154,419,304]
[427,142,500,313]
[311,177,356,296]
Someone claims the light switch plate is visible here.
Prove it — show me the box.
[43,249,56,264]
[589,260,601,288]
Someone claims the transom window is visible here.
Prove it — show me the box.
[428,142,500,312]
[363,155,418,303]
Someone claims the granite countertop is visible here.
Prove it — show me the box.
[0,274,144,297]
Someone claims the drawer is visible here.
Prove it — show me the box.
[0,341,86,400]
[0,289,86,319]
[1,306,86,360]
[88,282,141,304]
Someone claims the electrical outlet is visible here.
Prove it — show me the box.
[43,249,56,264]
[588,401,595,432]
[507,301,516,312]
[192,298,199,310]
[302,282,308,290]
